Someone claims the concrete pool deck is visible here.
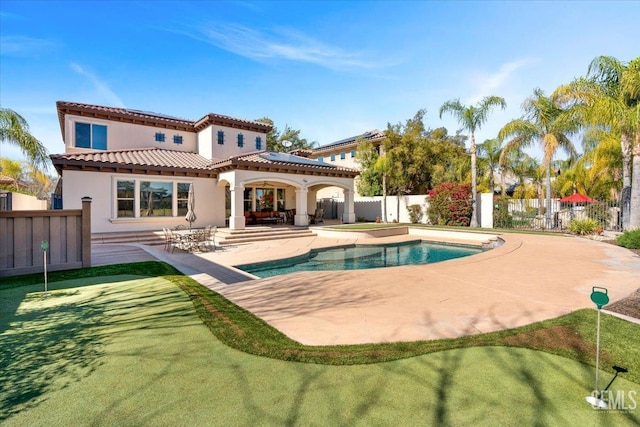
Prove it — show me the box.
[95,230,640,346]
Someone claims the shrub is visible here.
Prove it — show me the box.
[493,196,513,228]
[356,216,367,222]
[617,228,640,249]
[568,218,599,235]
[427,183,472,226]
[407,204,423,224]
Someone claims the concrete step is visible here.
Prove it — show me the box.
[92,231,165,246]
[216,227,315,244]
[218,231,315,245]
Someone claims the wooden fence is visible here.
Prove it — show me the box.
[0,197,92,277]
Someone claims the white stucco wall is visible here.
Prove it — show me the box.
[201,124,268,162]
[64,114,197,153]
[62,170,224,233]
[5,192,48,210]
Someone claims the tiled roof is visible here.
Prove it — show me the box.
[313,129,385,154]
[211,151,359,177]
[51,148,215,177]
[56,101,272,140]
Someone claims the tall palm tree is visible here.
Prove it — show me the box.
[440,96,506,227]
[554,56,640,228]
[499,88,579,229]
[0,108,49,169]
[477,138,503,194]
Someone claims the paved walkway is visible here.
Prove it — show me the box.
[92,232,640,346]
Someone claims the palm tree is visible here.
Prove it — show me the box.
[440,96,506,227]
[499,88,579,229]
[554,56,640,228]
[0,108,49,169]
[477,138,503,194]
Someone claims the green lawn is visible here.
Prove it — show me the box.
[1,265,639,425]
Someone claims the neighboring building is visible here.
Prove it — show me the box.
[51,101,358,233]
[308,130,385,199]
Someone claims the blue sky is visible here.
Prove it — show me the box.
[1,1,639,165]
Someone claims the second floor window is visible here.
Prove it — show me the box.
[237,133,244,147]
[217,130,224,145]
[75,122,107,150]
[351,149,356,158]
[340,152,346,160]
[173,135,183,144]
[155,132,165,142]
[330,154,335,161]
[255,136,262,150]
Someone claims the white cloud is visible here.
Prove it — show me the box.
[186,23,385,71]
[69,62,125,107]
[465,58,539,103]
[0,35,58,56]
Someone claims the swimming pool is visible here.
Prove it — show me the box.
[236,240,484,278]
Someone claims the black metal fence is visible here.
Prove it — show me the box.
[494,198,622,233]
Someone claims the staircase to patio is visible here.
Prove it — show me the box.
[216,225,315,245]
[91,225,316,247]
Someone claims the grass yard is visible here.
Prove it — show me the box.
[1,263,639,426]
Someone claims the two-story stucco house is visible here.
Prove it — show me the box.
[50,101,358,233]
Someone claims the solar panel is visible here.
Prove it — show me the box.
[260,152,331,167]
[128,109,190,121]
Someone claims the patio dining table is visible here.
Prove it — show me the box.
[173,228,208,252]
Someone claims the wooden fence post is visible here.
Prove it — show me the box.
[81,197,92,267]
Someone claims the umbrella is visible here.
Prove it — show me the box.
[559,193,594,203]
[185,184,196,230]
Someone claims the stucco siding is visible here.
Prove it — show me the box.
[62,170,222,233]
[64,114,197,153]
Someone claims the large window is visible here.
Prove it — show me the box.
[243,188,253,212]
[276,188,285,211]
[75,122,107,150]
[177,183,190,216]
[115,179,192,218]
[140,181,173,217]
[117,180,135,217]
[256,188,274,211]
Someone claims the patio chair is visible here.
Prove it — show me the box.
[162,227,172,251]
[309,208,324,224]
[204,225,217,251]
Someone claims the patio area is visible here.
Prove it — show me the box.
[93,230,640,346]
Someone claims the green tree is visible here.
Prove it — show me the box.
[477,138,503,194]
[0,108,50,169]
[255,117,315,152]
[355,139,382,196]
[0,157,24,191]
[439,96,507,227]
[554,56,640,228]
[499,88,579,228]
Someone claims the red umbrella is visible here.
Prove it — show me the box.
[559,193,594,203]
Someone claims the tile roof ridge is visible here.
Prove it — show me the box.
[56,100,194,123]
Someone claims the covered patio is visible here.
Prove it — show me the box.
[212,152,359,230]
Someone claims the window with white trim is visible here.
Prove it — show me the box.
[117,180,135,217]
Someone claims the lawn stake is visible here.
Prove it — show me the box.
[585,286,609,409]
[42,240,49,297]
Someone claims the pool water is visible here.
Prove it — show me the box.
[237,240,484,279]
